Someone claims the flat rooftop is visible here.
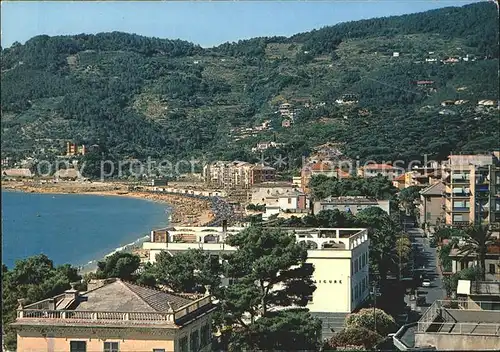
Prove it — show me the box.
[318,196,381,205]
[146,227,369,251]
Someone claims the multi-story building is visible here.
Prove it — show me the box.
[448,241,500,281]
[419,181,446,233]
[143,226,370,339]
[11,278,216,352]
[357,163,404,179]
[203,161,275,189]
[313,196,390,216]
[405,165,442,188]
[442,153,500,228]
[66,142,86,156]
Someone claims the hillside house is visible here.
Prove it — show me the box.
[392,174,406,190]
[335,94,358,105]
[441,100,456,107]
[442,57,460,64]
[478,100,496,106]
[415,80,435,86]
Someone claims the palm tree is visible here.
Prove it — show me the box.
[370,225,398,281]
[457,225,496,281]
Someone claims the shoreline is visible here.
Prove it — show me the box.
[1,181,215,227]
[2,181,216,274]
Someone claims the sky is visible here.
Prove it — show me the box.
[1,0,485,48]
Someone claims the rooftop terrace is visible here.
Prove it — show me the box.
[394,299,500,351]
[145,227,369,253]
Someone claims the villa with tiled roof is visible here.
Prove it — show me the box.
[12,278,215,352]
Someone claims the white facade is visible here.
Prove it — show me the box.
[250,183,298,204]
[143,227,370,314]
[278,195,299,210]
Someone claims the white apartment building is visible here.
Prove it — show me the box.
[143,226,370,339]
[203,161,276,189]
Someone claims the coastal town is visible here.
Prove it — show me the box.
[2,1,500,352]
[3,146,500,351]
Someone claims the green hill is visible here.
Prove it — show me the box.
[1,1,498,166]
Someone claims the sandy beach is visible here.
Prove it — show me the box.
[1,180,215,227]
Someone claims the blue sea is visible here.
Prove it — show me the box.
[1,191,169,269]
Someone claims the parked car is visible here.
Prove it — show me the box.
[422,279,431,287]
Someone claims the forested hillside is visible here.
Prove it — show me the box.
[1,1,498,165]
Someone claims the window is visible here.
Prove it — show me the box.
[153,350,165,352]
[70,341,86,352]
[200,324,210,347]
[288,198,292,204]
[490,264,496,274]
[104,342,119,352]
[179,336,188,352]
[190,330,199,352]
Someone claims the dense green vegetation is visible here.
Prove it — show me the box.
[2,255,82,350]
[309,174,398,200]
[1,2,498,165]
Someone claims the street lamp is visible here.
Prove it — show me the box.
[370,282,381,333]
[369,272,381,333]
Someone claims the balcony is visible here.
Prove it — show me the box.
[450,178,470,185]
[452,207,470,212]
[476,191,490,199]
[452,221,470,226]
[449,193,470,198]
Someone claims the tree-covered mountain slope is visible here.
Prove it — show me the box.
[1,1,498,164]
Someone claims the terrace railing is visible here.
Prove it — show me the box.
[17,309,175,324]
[417,322,500,335]
[417,300,500,334]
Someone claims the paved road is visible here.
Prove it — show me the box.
[406,226,446,305]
